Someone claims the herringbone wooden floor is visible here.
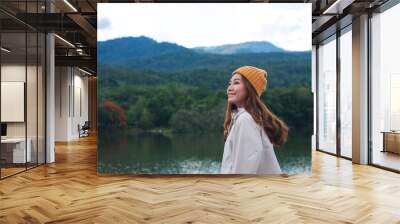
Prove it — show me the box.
[1,135,400,224]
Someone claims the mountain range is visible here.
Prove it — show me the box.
[192,41,285,55]
[99,36,285,60]
[98,36,311,89]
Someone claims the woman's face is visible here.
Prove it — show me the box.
[227,74,248,107]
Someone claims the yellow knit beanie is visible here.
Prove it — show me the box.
[232,66,267,97]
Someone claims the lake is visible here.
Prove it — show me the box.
[98,129,311,175]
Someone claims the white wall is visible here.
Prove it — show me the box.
[55,66,89,141]
[1,63,46,164]
[1,65,38,138]
[55,66,69,141]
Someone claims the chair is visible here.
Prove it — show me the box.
[78,121,90,138]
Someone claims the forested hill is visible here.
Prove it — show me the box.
[98,36,311,89]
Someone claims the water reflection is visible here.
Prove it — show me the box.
[98,129,311,175]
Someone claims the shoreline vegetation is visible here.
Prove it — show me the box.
[98,84,313,136]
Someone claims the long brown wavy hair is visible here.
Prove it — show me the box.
[223,75,288,146]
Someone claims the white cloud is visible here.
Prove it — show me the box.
[98,18,111,29]
[98,3,311,51]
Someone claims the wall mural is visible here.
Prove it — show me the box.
[97,3,312,175]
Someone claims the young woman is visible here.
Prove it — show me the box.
[220,66,288,174]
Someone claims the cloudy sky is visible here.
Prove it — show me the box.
[98,3,311,51]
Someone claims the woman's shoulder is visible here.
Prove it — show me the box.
[236,110,260,129]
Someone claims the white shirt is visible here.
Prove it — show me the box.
[220,107,282,174]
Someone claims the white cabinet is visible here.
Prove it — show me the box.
[1,138,32,163]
